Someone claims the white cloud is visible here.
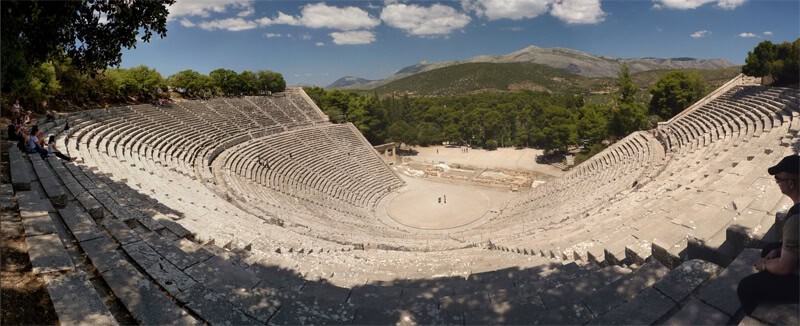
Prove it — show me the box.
[256,12,301,26]
[168,0,254,20]
[501,27,525,32]
[237,7,255,17]
[550,0,606,24]
[330,30,376,45]
[763,31,773,36]
[198,17,258,31]
[180,19,196,27]
[738,32,757,38]
[654,0,745,10]
[302,33,312,40]
[264,33,282,38]
[690,30,711,38]
[657,27,664,32]
[381,3,471,37]
[259,3,379,31]
[716,0,746,10]
[315,42,326,46]
[654,0,715,10]
[462,0,550,20]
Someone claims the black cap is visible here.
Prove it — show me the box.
[768,155,800,176]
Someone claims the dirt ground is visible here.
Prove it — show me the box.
[0,127,58,325]
[406,145,565,177]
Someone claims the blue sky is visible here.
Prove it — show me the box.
[120,0,800,87]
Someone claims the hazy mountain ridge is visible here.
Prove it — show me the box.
[326,45,735,90]
[326,76,375,89]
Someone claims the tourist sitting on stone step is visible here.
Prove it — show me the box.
[63,119,70,135]
[47,135,75,162]
[26,126,48,159]
[737,154,799,315]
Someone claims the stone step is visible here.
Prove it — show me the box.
[696,248,761,317]
[582,258,670,317]
[750,302,800,325]
[100,261,200,325]
[9,146,32,190]
[30,156,68,207]
[43,271,118,326]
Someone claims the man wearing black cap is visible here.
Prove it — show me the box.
[737,154,799,315]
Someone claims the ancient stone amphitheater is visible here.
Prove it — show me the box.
[5,75,799,324]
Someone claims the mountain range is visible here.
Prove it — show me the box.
[326,45,735,90]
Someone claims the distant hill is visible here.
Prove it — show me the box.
[326,76,374,89]
[327,45,736,90]
[372,62,741,97]
[373,62,599,96]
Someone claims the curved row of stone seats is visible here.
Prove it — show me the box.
[474,86,799,266]
[488,131,662,230]
[45,115,358,256]
[64,88,329,180]
[220,172,463,251]
[662,86,799,153]
[220,124,402,210]
[50,102,412,255]
[568,99,798,267]
[215,152,466,252]
[516,115,791,266]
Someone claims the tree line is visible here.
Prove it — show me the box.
[306,64,706,155]
[742,38,800,86]
[3,57,286,112]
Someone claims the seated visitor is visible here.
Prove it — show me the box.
[23,110,35,125]
[737,154,800,315]
[63,119,70,134]
[26,126,48,159]
[47,135,75,161]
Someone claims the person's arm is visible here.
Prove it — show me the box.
[757,247,799,275]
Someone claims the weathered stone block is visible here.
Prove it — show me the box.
[25,233,74,274]
[44,271,118,326]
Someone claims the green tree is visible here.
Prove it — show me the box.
[1,0,174,97]
[320,90,352,123]
[348,95,386,144]
[416,122,441,146]
[533,105,578,152]
[239,71,258,95]
[210,68,241,96]
[168,70,213,98]
[742,38,800,85]
[743,41,777,77]
[771,39,800,85]
[610,102,649,137]
[256,70,286,93]
[387,120,416,145]
[577,103,610,146]
[617,63,637,105]
[648,71,705,120]
[26,62,61,105]
[443,123,462,144]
